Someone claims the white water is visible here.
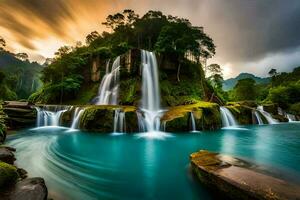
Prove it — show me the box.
[113,109,126,133]
[95,57,120,105]
[220,107,238,127]
[257,106,278,124]
[254,111,264,125]
[35,106,70,127]
[190,112,197,131]
[70,107,85,130]
[287,113,296,122]
[138,50,169,139]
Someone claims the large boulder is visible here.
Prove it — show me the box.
[0,147,16,164]
[8,178,48,200]
[190,150,300,200]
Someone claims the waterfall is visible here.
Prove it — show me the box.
[257,106,278,124]
[190,112,197,131]
[70,107,85,130]
[287,113,296,122]
[220,107,238,127]
[254,111,264,125]
[113,109,126,133]
[95,57,120,105]
[35,106,70,127]
[139,50,164,132]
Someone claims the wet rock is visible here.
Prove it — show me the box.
[0,161,18,188]
[9,178,48,200]
[190,150,300,200]
[161,102,221,132]
[0,147,16,164]
[17,168,28,180]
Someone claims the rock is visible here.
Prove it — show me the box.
[0,147,16,164]
[0,161,18,188]
[17,168,28,180]
[9,178,48,200]
[161,102,221,132]
[190,150,300,200]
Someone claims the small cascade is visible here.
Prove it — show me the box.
[139,50,164,132]
[254,111,264,125]
[161,121,167,132]
[190,112,197,131]
[220,107,238,127]
[35,105,70,127]
[70,107,85,130]
[136,111,146,132]
[257,106,278,124]
[287,113,296,122]
[95,57,120,105]
[113,109,126,133]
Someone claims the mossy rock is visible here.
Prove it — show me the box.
[0,161,18,188]
[161,101,221,132]
[79,105,138,133]
[226,105,254,125]
[262,104,278,115]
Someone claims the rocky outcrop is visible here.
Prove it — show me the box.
[0,139,48,200]
[190,150,300,200]
[80,105,139,133]
[0,146,16,164]
[161,102,221,132]
[3,101,36,129]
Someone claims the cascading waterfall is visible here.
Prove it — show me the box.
[190,112,197,131]
[95,57,120,105]
[220,107,238,127]
[113,109,126,133]
[257,106,278,124]
[35,106,70,127]
[70,107,85,130]
[254,110,264,125]
[139,50,164,132]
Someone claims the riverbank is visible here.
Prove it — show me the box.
[0,102,48,200]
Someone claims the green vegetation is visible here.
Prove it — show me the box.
[224,66,300,117]
[0,103,6,143]
[28,9,216,105]
[0,44,42,100]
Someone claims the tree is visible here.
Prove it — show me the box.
[102,13,125,30]
[85,31,100,45]
[0,36,5,50]
[207,64,223,89]
[0,71,5,84]
[268,68,278,77]
[15,53,29,61]
[54,46,71,57]
[233,78,256,100]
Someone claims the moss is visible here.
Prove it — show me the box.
[79,105,137,132]
[0,161,18,188]
[226,105,253,125]
[161,101,221,132]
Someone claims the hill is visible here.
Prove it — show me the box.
[223,73,270,91]
[0,50,43,99]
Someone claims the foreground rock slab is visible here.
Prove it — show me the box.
[190,150,300,200]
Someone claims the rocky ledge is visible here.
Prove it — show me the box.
[190,150,300,200]
[0,146,48,200]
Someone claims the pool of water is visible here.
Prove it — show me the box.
[7,123,300,200]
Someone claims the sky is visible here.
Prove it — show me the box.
[0,0,300,79]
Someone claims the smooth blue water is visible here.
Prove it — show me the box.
[7,123,300,200]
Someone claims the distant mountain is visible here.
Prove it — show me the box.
[223,73,270,91]
[0,50,43,99]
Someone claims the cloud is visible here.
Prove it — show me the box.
[0,0,300,77]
